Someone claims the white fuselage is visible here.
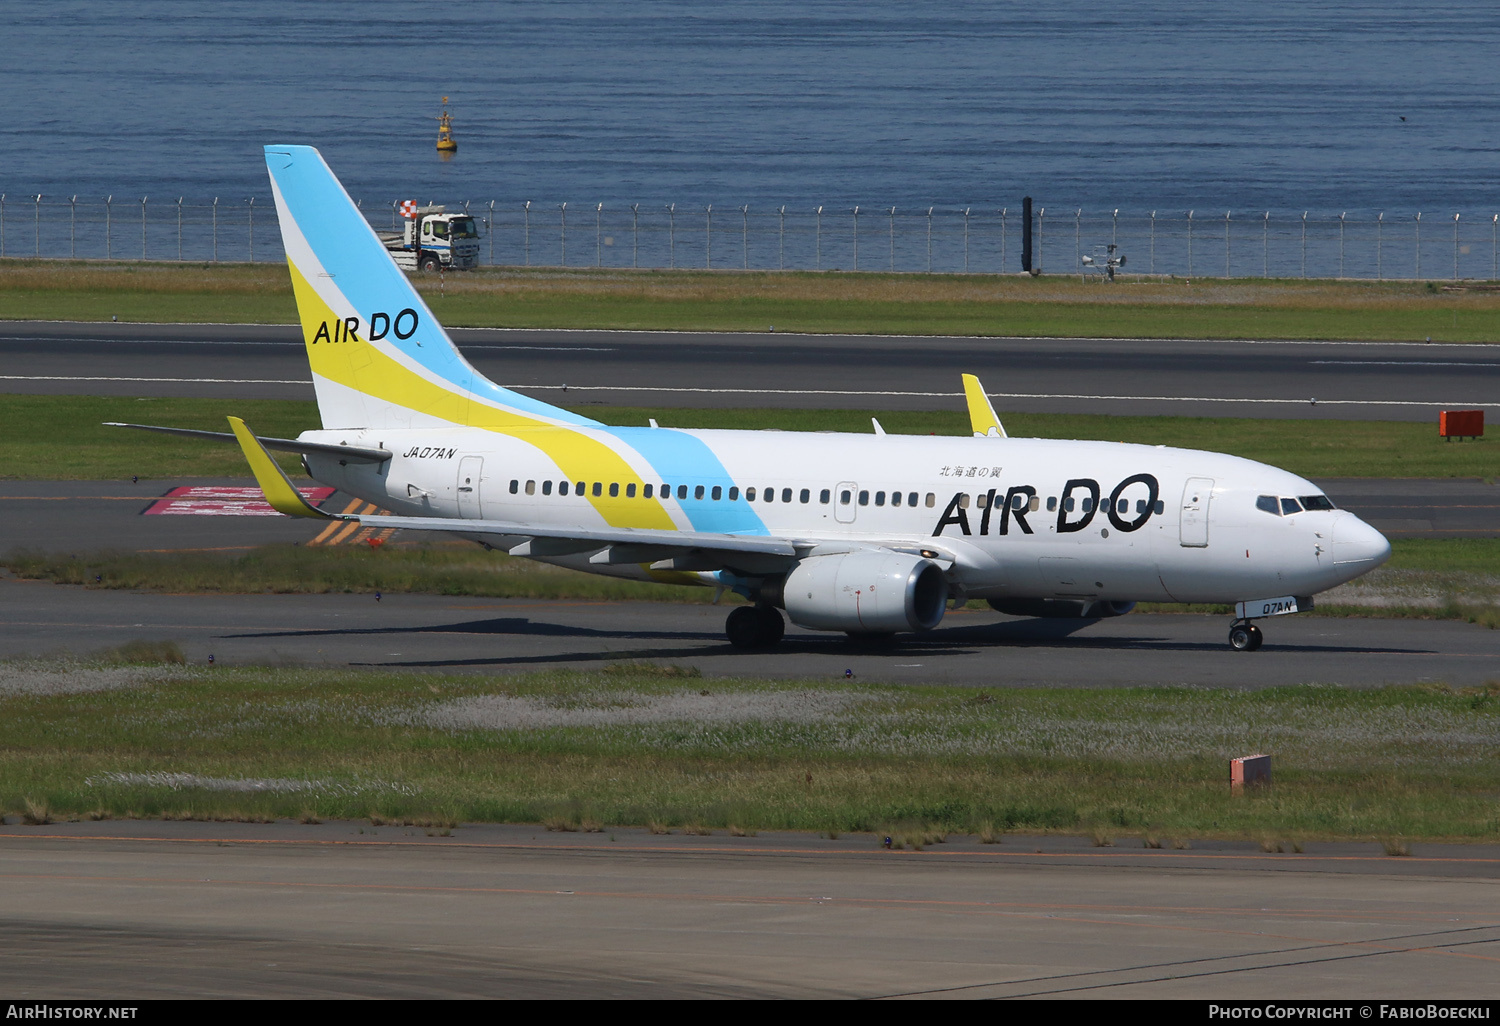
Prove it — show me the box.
[300,425,1391,606]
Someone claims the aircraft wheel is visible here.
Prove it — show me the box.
[1246,624,1264,651]
[1228,623,1254,651]
[726,606,783,649]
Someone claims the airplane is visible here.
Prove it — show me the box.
[112,145,1392,652]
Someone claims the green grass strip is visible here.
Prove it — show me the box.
[3,394,1496,480]
[5,664,1497,842]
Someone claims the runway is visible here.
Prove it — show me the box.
[1,821,1496,998]
[3,320,1499,420]
[4,579,1495,686]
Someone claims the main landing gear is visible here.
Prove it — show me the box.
[1228,619,1264,652]
[726,605,785,650]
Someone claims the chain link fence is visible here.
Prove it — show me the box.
[3,193,1498,281]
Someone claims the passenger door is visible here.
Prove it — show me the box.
[457,456,483,519]
[1179,477,1214,547]
[835,481,858,523]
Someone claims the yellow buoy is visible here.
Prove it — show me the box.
[435,96,457,154]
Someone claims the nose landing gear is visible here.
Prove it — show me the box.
[1228,620,1264,651]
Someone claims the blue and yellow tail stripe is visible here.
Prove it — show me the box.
[265,144,767,537]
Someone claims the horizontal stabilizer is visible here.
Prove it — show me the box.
[104,422,391,464]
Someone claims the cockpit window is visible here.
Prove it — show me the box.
[1299,494,1336,511]
[1280,497,1303,516]
[1256,495,1280,516]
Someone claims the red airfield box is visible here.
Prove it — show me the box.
[1230,754,1271,791]
[1439,409,1484,438]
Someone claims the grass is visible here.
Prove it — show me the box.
[4,393,1499,481]
[4,260,1500,342]
[3,662,1497,842]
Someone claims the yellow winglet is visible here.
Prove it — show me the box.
[961,374,1007,438]
[227,416,331,519]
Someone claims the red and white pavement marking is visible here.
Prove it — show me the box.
[144,486,336,517]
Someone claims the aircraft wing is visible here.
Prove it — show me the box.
[106,421,392,464]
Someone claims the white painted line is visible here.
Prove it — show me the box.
[507,383,1498,408]
[1310,360,1500,367]
[0,375,312,385]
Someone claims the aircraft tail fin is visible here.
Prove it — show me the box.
[961,373,1007,438]
[264,145,599,432]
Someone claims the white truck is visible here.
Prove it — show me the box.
[377,206,481,271]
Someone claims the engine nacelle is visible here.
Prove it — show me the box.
[987,598,1137,619]
[782,551,948,634]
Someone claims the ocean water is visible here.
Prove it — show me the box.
[2,1,1497,274]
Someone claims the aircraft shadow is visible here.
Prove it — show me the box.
[222,613,1437,669]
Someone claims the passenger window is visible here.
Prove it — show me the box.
[1117,498,1127,514]
[559,481,570,496]
[746,487,757,501]
[542,480,553,496]
[909,492,919,507]
[509,480,519,494]
[642,484,652,499]
[575,481,585,495]
[975,493,988,509]
[799,488,810,503]
[609,483,619,497]
[712,486,722,500]
[1064,497,1075,512]
[1082,497,1094,513]
[765,488,775,503]
[1256,495,1280,516]
[891,491,903,507]
[781,488,793,503]
[1047,496,1057,512]
[875,491,886,506]
[678,484,688,500]
[1029,496,1040,512]
[858,490,869,506]
[958,494,970,509]
[1155,500,1164,514]
[820,489,831,504]
[694,485,705,500]
[728,487,739,501]
[626,483,637,497]
[525,480,536,495]
[925,493,936,508]
[840,490,851,504]
[1280,497,1303,515]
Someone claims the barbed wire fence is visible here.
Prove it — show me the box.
[1,193,1497,281]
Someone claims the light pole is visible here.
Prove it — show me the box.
[595,203,603,267]
[177,197,183,261]
[1037,207,1044,273]
[34,194,41,257]
[667,203,676,269]
[1263,211,1269,278]
[1074,208,1081,274]
[1453,212,1461,281]
[963,207,971,272]
[247,197,254,262]
[888,206,895,271]
[1377,212,1384,280]
[1187,210,1194,276]
[1150,210,1156,274]
[488,200,495,265]
[559,202,567,266]
[631,203,639,269]
[1000,207,1007,273]
[1339,212,1346,278]
[740,205,748,269]
[705,204,712,269]
[1224,210,1231,277]
[1415,212,1422,279]
[815,206,822,271]
[212,197,218,262]
[1300,211,1307,278]
[523,200,531,266]
[852,205,859,270]
[926,207,933,272]
[70,195,76,258]
[105,195,112,258]
[778,206,785,270]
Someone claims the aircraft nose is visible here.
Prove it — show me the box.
[1331,514,1391,567]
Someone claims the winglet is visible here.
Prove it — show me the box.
[961,374,1007,438]
[227,416,331,519]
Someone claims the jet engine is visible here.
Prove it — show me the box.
[987,598,1137,619]
[780,551,948,634]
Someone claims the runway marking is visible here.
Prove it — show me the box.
[1312,360,1500,367]
[308,499,365,546]
[507,383,1500,408]
[9,830,1500,866]
[0,336,612,353]
[0,375,312,385]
